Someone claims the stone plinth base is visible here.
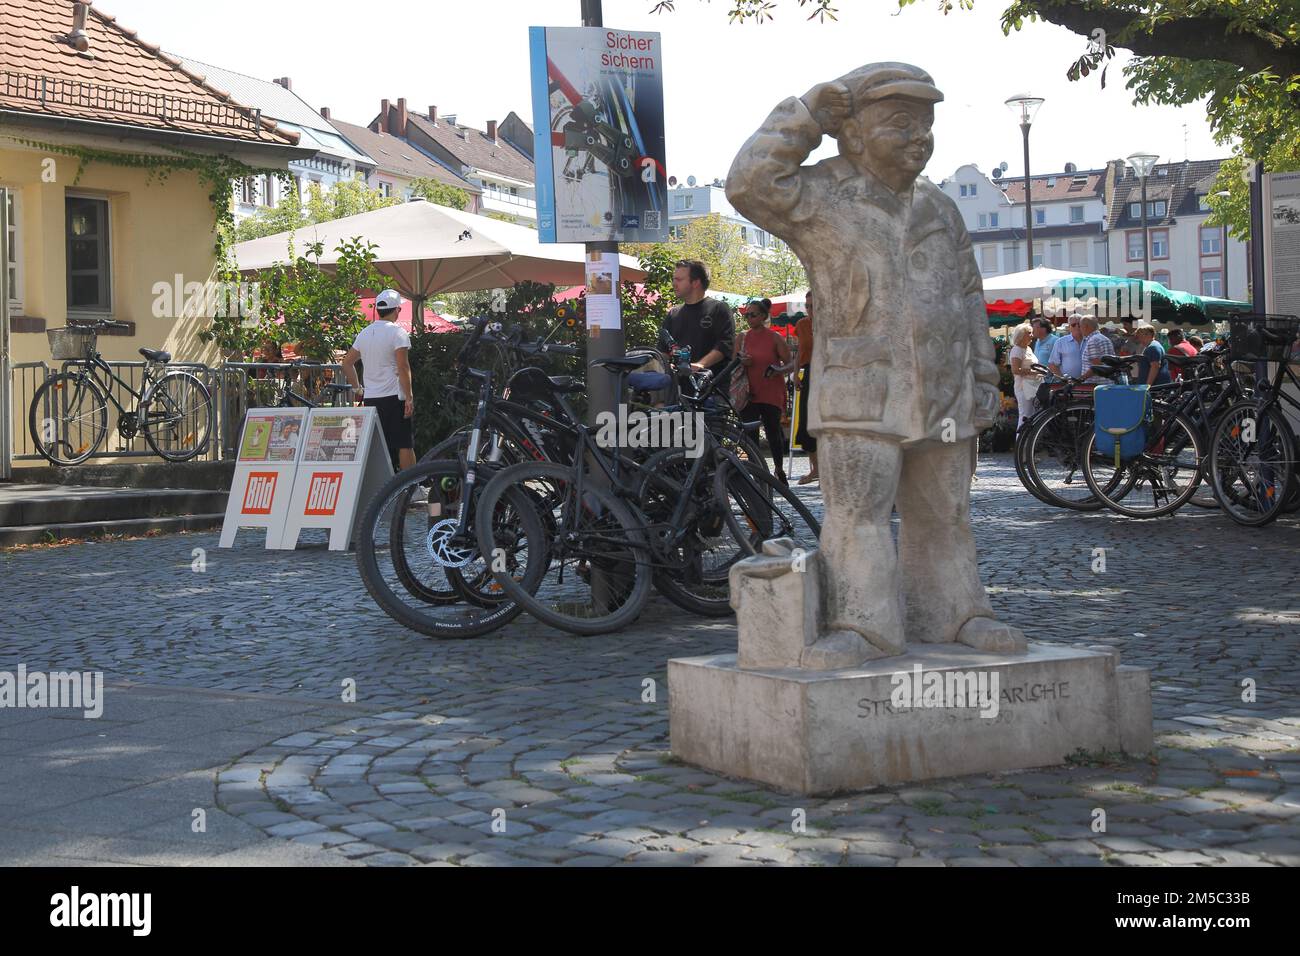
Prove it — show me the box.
[668,643,1153,795]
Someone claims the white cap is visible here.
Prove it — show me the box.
[375,289,402,313]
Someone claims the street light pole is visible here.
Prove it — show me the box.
[1214,190,1232,299]
[580,0,624,431]
[1005,94,1044,272]
[1126,152,1159,283]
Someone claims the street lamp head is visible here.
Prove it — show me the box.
[1126,152,1160,178]
[1004,94,1045,126]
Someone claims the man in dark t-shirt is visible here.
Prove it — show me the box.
[661,259,735,371]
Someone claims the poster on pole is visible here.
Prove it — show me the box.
[1263,170,1300,318]
[584,250,621,331]
[529,25,668,244]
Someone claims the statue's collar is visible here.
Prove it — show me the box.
[827,156,915,213]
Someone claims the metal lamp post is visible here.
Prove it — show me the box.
[1005,94,1044,271]
[1214,189,1232,299]
[1127,152,1159,281]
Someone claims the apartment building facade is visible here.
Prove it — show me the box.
[667,180,788,257]
[329,116,481,213]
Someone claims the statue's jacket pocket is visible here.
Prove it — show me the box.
[819,337,892,423]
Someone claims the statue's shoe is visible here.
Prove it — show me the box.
[955,616,1028,654]
[800,630,900,670]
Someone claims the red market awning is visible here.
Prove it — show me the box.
[358,294,459,333]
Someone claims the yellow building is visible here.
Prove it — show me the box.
[1,0,311,473]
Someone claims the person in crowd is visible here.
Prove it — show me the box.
[1030,317,1059,368]
[1166,328,1198,381]
[1188,334,1205,351]
[1080,315,1116,381]
[1113,317,1139,356]
[1007,322,1041,431]
[739,298,796,485]
[1048,313,1086,379]
[793,291,818,484]
[1133,320,1172,386]
[342,288,415,472]
[661,259,735,372]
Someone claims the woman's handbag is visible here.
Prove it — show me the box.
[729,342,751,409]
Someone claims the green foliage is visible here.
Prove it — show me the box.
[233,177,399,242]
[758,243,809,295]
[627,213,763,298]
[203,237,384,360]
[408,177,470,210]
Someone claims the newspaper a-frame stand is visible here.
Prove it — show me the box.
[281,406,393,551]
[220,407,310,549]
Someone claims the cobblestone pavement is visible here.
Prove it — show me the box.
[3,453,1299,866]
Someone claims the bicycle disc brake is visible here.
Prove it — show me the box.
[425,518,477,569]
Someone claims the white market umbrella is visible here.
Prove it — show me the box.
[981,266,1101,304]
[233,198,646,326]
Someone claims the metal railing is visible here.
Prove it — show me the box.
[7,360,351,464]
[1,71,265,136]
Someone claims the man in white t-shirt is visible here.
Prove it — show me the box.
[342,289,415,471]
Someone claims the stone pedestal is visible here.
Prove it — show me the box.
[669,644,1153,795]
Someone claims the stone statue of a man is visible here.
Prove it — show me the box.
[726,62,1026,663]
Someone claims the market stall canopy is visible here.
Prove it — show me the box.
[981,267,1103,303]
[233,199,647,318]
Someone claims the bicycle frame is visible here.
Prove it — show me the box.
[64,353,156,419]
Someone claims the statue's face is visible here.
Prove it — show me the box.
[843,99,934,183]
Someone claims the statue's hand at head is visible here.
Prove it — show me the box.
[802,81,852,137]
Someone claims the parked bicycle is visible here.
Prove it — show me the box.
[30,319,213,466]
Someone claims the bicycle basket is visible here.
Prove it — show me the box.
[1228,313,1300,362]
[47,326,97,362]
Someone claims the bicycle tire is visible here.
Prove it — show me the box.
[474,461,653,636]
[712,455,821,555]
[1208,402,1296,528]
[28,372,108,466]
[1013,419,1051,504]
[1081,408,1204,518]
[355,459,542,639]
[141,371,213,462]
[636,447,742,618]
[1023,402,1109,511]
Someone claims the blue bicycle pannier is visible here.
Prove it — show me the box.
[1093,384,1151,465]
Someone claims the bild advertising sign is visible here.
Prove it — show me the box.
[529,25,668,244]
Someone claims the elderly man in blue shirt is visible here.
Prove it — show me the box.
[1030,317,1059,367]
[1048,313,1086,379]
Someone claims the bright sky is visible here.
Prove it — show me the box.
[101,0,1230,181]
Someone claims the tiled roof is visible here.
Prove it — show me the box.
[0,0,298,146]
[1000,169,1105,204]
[331,119,480,192]
[1106,158,1223,229]
[404,111,534,183]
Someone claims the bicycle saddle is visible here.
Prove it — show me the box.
[546,375,586,394]
[139,348,171,363]
[628,371,672,391]
[589,355,652,371]
[1165,351,1214,367]
[1096,354,1137,368]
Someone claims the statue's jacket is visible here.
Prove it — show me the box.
[727,96,1001,446]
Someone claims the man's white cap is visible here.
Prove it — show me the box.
[375,289,402,313]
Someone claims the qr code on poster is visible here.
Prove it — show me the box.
[642,210,661,231]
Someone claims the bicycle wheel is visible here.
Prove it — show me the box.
[475,461,652,636]
[141,372,213,461]
[1014,416,1051,504]
[1082,408,1203,518]
[28,371,108,466]
[1208,402,1296,528]
[1024,402,1109,510]
[355,459,542,638]
[637,448,746,617]
[713,454,821,555]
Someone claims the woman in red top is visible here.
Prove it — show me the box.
[739,298,796,485]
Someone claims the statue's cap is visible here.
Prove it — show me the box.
[842,63,944,107]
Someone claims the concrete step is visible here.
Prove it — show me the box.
[0,513,225,547]
[0,485,228,527]
[9,459,235,490]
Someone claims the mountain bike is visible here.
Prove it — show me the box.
[30,319,213,465]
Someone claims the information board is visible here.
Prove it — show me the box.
[219,408,308,549]
[280,406,393,551]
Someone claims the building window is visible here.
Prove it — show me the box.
[379,181,393,199]
[1129,202,1141,219]
[969,183,977,197]
[1148,200,1167,218]
[959,184,968,197]
[674,193,694,211]
[977,213,986,229]
[1002,244,1019,273]
[262,174,277,208]
[1152,270,1172,287]
[240,177,256,205]
[1068,239,1088,269]
[979,246,997,273]
[1200,225,1221,255]
[66,196,111,312]
[1032,242,1044,268]
[1126,231,1144,261]
[1151,229,1169,259]
[4,189,20,313]
[740,226,749,244]
[989,212,999,228]
[1202,270,1222,297]
[1198,194,1210,212]
[1034,208,1046,225]
[1069,205,1084,223]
